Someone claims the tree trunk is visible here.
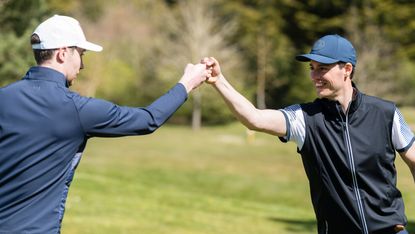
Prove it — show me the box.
[191,89,202,130]
[256,34,267,109]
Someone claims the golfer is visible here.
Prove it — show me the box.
[0,15,210,233]
[203,34,415,234]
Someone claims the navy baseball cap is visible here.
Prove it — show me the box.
[296,34,356,66]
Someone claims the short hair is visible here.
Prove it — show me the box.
[30,34,55,65]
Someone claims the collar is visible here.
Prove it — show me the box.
[348,86,361,113]
[319,84,363,116]
[23,66,69,87]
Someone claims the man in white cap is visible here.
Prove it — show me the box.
[0,15,209,233]
[203,34,415,234]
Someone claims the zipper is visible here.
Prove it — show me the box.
[325,220,328,234]
[338,104,369,234]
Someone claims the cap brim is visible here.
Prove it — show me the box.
[295,54,339,64]
[77,41,103,52]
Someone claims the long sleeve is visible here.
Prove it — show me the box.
[74,83,188,137]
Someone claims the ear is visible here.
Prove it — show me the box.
[344,63,353,78]
[55,48,66,64]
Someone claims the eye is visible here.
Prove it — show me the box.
[320,66,329,72]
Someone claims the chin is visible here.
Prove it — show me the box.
[316,90,325,98]
[317,91,331,99]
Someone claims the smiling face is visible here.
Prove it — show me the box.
[309,61,353,101]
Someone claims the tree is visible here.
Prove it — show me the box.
[219,0,313,109]
[345,6,396,97]
[73,0,171,107]
[160,0,246,129]
[285,0,415,105]
[0,0,48,86]
[0,0,81,87]
[344,1,415,104]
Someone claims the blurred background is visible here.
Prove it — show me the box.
[2,0,415,129]
[1,1,415,233]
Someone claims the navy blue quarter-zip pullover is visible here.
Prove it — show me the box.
[0,66,187,233]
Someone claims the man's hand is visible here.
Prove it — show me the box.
[179,63,211,93]
[201,57,222,84]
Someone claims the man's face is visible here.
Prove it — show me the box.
[66,47,85,86]
[309,60,348,100]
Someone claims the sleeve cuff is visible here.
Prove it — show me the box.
[397,137,415,153]
[278,110,290,143]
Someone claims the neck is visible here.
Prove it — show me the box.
[336,85,354,113]
[39,62,66,77]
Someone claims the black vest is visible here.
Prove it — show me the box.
[299,90,406,234]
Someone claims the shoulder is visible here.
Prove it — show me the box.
[281,100,326,123]
[0,80,18,88]
[57,87,95,111]
[299,98,327,116]
[361,93,394,106]
[360,93,396,112]
[281,99,329,119]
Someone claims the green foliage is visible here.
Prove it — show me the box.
[78,0,103,22]
[0,0,47,86]
[2,0,415,123]
[0,0,78,86]
[95,58,138,105]
[0,0,48,36]
[0,28,35,86]
[155,0,249,125]
[365,0,415,60]
[395,58,415,105]
[219,0,315,108]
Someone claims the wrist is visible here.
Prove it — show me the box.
[207,74,224,85]
[178,80,192,94]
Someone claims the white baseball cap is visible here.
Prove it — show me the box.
[32,15,103,52]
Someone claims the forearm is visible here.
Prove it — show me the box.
[144,83,188,128]
[79,83,187,137]
[205,57,286,136]
[212,75,265,131]
[400,143,415,183]
[409,164,415,183]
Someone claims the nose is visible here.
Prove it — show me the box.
[310,70,320,81]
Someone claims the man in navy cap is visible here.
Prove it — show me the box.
[202,34,415,234]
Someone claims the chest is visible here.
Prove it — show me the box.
[301,107,395,175]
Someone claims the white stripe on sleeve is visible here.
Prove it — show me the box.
[281,104,306,150]
[392,108,415,152]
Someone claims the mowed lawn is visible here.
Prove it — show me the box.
[62,113,415,233]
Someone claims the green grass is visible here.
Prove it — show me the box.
[62,113,415,233]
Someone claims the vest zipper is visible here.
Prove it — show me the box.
[325,220,328,234]
[338,104,369,234]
